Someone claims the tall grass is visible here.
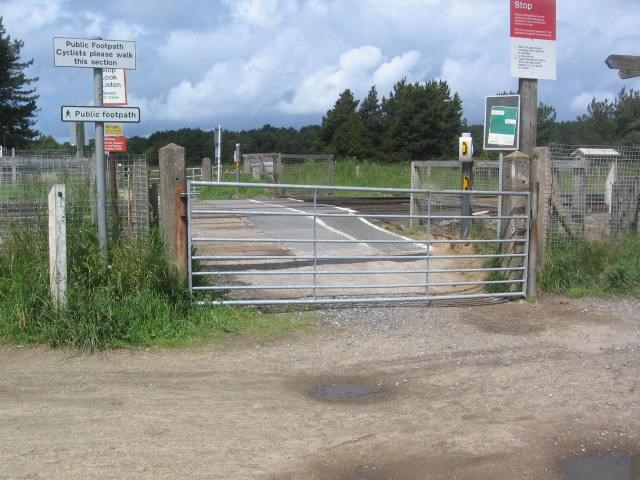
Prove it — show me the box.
[0,214,305,350]
[539,236,640,297]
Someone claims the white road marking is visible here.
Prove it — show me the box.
[248,199,370,248]
[328,205,432,252]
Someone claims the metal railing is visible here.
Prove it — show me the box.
[187,181,530,306]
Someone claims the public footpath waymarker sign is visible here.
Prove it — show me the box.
[61,106,140,123]
[483,95,521,151]
[53,38,136,69]
[510,0,556,80]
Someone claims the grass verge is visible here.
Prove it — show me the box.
[0,220,309,351]
[539,236,640,297]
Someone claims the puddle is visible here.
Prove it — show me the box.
[308,380,390,403]
[561,454,640,480]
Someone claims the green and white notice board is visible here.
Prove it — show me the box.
[483,95,520,151]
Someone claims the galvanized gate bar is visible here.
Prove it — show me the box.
[187,180,530,306]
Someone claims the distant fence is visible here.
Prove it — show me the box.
[545,144,640,247]
[410,160,501,223]
[242,153,335,187]
[0,151,149,241]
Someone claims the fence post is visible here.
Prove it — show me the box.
[48,185,67,308]
[327,155,335,196]
[410,161,419,229]
[159,143,187,284]
[530,147,551,294]
[234,144,241,197]
[202,157,213,182]
[501,151,530,292]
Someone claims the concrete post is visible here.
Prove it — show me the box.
[48,185,67,308]
[202,157,213,182]
[75,122,85,158]
[159,143,187,282]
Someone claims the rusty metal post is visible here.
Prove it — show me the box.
[175,184,188,284]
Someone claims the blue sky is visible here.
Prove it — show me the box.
[2,0,640,141]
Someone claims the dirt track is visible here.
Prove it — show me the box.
[1,296,639,479]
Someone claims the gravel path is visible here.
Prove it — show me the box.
[1,295,639,479]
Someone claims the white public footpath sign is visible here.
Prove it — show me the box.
[61,106,140,123]
[53,38,136,69]
[510,0,556,80]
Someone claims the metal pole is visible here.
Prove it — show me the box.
[461,161,473,238]
[93,66,108,258]
[313,188,318,300]
[216,125,222,182]
[187,180,193,297]
[234,143,240,197]
[498,151,504,239]
[426,192,431,296]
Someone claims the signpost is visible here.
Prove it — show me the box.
[510,0,557,81]
[605,54,640,79]
[484,95,521,242]
[103,68,128,105]
[104,136,127,153]
[105,124,124,136]
[483,95,521,151]
[53,38,136,69]
[60,106,140,123]
[54,36,137,258]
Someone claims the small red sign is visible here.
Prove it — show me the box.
[510,0,556,41]
[104,136,127,153]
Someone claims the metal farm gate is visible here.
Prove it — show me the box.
[187,181,530,306]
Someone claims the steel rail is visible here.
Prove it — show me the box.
[192,266,526,276]
[191,237,527,244]
[190,180,530,196]
[193,279,524,291]
[192,253,526,261]
[193,291,526,306]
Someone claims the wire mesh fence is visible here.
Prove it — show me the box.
[411,161,501,222]
[108,154,149,237]
[547,145,640,247]
[0,152,149,243]
[242,153,335,187]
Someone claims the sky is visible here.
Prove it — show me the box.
[2,0,640,142]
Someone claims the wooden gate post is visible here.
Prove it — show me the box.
[159,143,187,283]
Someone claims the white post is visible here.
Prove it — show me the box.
[216,125,222,182]
[48,185,67,308]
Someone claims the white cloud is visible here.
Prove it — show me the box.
[222,0,299,29]
[277,46,423,114]
[570,91,616,113]
[2,0,64,35]
[373,50,421,93]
